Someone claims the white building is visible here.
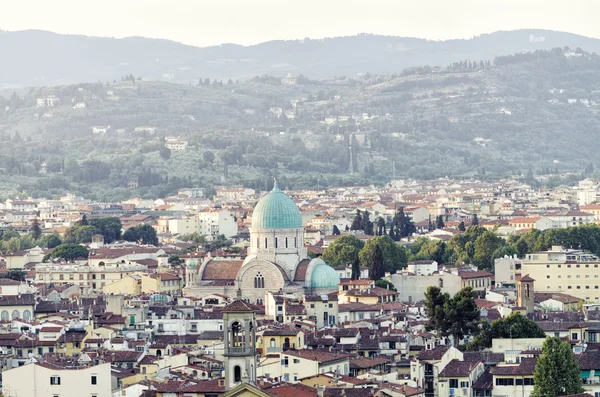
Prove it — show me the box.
[198,209,238,240]
[407,260,438,276]
[2,362,112,397]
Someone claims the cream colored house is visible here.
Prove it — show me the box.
[437,359,485,397]
[521,246,600,301]
[2,362,111,397]
[257,350,350,383]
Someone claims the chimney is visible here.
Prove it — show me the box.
[317,386,326,397]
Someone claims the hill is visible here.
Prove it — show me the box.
[0,47,599,201]
[2,29,600,87]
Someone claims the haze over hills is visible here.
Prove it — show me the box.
[0,45,599,201]
[2,29,600,87]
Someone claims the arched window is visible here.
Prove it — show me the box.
[234,365,242,382]
[284,337,290,349]
[270,338,276,348]
[0,311,8,321]
[156,349,162,357]
[254,273,265,289]
[11,310,19,320]
[22,310,31,322]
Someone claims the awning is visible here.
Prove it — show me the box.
[581,370,591,379]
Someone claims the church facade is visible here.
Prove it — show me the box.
[183,182,340,303]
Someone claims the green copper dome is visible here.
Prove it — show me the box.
[310,262,341,289]
[251,181,302,229]
[187,259,198,268]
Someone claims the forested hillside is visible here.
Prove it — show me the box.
[0,47,599,201]
[1,29,600,86]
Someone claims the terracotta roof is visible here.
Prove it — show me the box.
[520,274,535,282]
[294,258,311,281]
[201,259,243,280]
[472,369,494,390]
[417,346,450,361]
[458,270,493,279]
[493,358,537,376]
[0,294,35,306]
[284,349,351,364]
[222,299,256,313]
[577,351,600,370]
[439,359,481,377]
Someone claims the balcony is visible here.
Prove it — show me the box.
[224,347,255,357]
[267,347,282,353]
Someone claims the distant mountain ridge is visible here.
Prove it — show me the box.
[1,29,600,87]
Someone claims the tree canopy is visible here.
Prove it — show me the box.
[322,235,365,267]
[123,224,158,246]
[531,337,584,397]
[47,243,89,260]
[467,312,546,350]
[424,285,480,345]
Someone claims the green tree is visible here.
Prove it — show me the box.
[48,244,89,260]
[89,217,123,243]
[351,256,361,280]
[467,312,546,350]
[446,286,480,344]
[78,214,89,226]
[123,224,158,246]
[30,218,42,240]
[350,210,363,231]
[359,235,407,273]
[458,221,466,232]
[436,215,445,229]
[332,225,341,235]
[322,235,364,267]
[531,337,584,397]
[1,268,26,282]
[368,244,385,280]
[159,146,172,160]
[424,286,451,336]
[168,255,183,266]
[472,214,479,225]
[180,232,206,244]
[376,217,386,236]
[203,151,215,164]
[375,279,397,291]
[75,225,98,243]
[40,233,62,249]
[424,286,479,345]
[473,231,505,270]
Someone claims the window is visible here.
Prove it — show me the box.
[91,375,97,385]
[572,332,578,340]
[285,237,288,248]
[460,381,469,388]
[101,274,105,280]
[496,378,514,386]
[275,238,278,248]
[254,273,265,288]
[265,238,268,249]
[524,378,534,386]
[329,303,333,308]
[50,376,61,385]
[282,357,289,367]
[546,275,550,279]
[293,359,300,364]
[449,379,459,388]
[516,379,523,386]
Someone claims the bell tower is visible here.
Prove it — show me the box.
[222,300,257,390]
[517,274,535,314]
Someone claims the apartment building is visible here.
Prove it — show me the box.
[2,361,111,397]
[521,246,600,301]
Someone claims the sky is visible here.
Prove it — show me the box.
[1,0,599,47]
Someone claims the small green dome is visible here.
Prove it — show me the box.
[187,259,198,268]
[251,181,302,229]
[310,262,341,289]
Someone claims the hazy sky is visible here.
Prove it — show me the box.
[2,0,598,47]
